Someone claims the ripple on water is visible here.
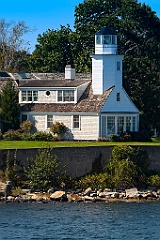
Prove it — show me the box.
[0,202,160,240]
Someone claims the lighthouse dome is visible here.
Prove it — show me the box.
[95,26,118,54]
[95,26,117,36]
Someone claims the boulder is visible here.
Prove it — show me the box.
[83,187,92,196]
[125,188,138,198]
[31,194,43,202]
[50,191,68,201]
[7,196,15,201]
[67,193,84,202]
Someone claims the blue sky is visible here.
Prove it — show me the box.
[1,0,159,53]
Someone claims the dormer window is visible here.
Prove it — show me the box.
[22,90,38,102]
[57,90,74,102]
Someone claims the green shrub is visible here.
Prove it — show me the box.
[148,175,160,187]
[3,129,21,140]
[20,133,33,141]
[50,122,66,135]
[20,120,33,133]
[77,173,107,190]
[109,134,119,142]
[32,131,53,141]
[119,132,132,142]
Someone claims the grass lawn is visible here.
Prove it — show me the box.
[0,138,159,149]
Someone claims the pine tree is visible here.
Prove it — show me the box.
[1,79,20,133]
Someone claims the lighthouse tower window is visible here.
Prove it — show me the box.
[96,35,101,44]
[103,35,111,44]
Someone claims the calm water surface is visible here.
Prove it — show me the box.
[0,201,160,240]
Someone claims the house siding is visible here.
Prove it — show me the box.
[21,113,99,141]
[38,90,57,103]
[77,82,90,101]
[101,87,139,113]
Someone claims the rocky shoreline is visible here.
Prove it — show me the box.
[1,187,160,203]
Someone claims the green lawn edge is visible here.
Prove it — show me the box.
[0,139,159,149]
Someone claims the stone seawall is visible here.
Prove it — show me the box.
[0,146,159,178]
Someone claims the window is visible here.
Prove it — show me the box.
[117,61,120,70]
[22,91,27,101]
[126,117,131,132]
[33,91,38,101]
[21,91,38,102]
[28,91,32,101]
[107,116,115,135]
[57,90,74,102]
[112,35,117,44]
[64,90,74,102]
[116,93,120,101]
[73,115,80,129]
[132,117,136,131]
[47,115,53,128]
[21,114,27,123]
[101,116,106,137]
[58,91,62,101]
[117,116,124,134]
[46,91,50,96]
[96,35,101,44]
[103,35,111,44]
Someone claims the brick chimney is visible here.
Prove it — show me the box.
[65,65,75,80]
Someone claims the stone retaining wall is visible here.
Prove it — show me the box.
[0,146,159,178]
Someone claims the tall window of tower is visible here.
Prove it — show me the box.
[117,62,120,70]
[117,93,120,101]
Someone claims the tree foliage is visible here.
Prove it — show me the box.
[0,79,20,133]
[104,145,149,189]
[28,25,75,72]
[50,122,66,136]
[0,19,31,71]
[26,147,61,191]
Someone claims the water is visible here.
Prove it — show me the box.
[0,201,160,240]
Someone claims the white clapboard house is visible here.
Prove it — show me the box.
[12,26,139,140]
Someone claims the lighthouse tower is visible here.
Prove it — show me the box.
[91,26,124,95]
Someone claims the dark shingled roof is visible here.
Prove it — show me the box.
[96,26,117,36]
[20,83,114,113]
[18,79,90,88]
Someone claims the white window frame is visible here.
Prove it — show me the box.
[57,90,75,102]
[72,115,81,130]
[47,115,53,129]
[21,90,38,102]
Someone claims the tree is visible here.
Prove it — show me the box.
[28,25,75,72]
[105,145,149,189]
[0,18,31,71]
[0,79,20,133]
[26,147,61,191]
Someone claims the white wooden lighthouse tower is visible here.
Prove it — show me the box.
[91,26,124,95]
